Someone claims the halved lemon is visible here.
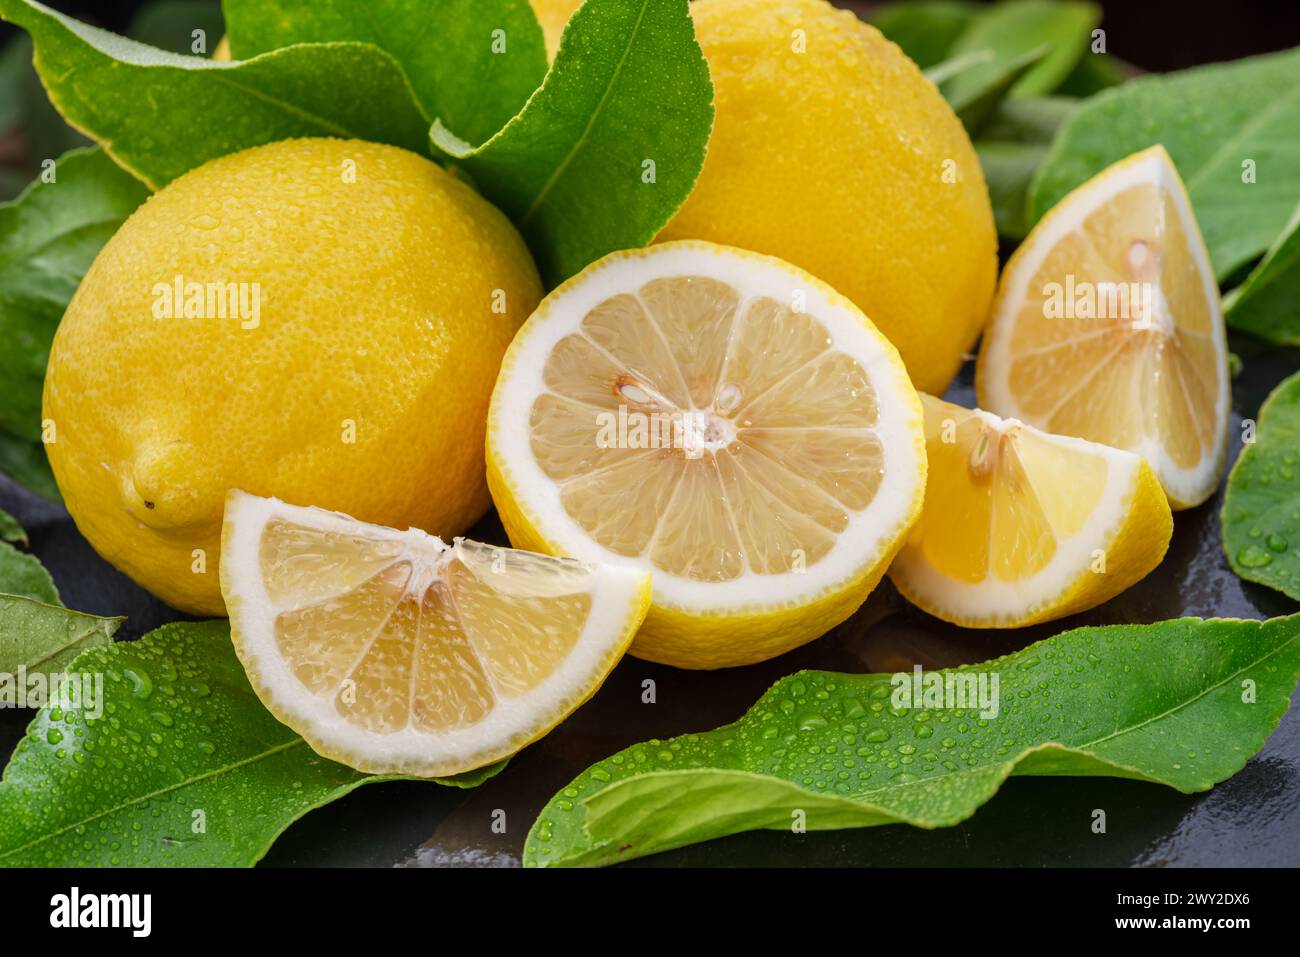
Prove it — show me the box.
[978,145,1230,509]
[220,490,651,776]
[889,394,1172,628]
[486,241,927,670]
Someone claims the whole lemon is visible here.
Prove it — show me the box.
[656,0,998,395]
[44,138,541,615]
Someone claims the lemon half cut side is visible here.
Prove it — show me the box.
[889,395,1173,628]
[978,145,1230,509]
[220,490,651,776]
[486,241,927,670]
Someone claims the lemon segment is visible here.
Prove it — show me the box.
[889,395,1173,628]
[977,145,1230,509]
[486,241,927,670]
[221,491,651,776]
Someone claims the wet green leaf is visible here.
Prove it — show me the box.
[0,0,430,190]
[1222,371,1300,596]
[1223,201,1300,344]
[0,620,503,866]
[225,0,547,149]
[430,0,713,285]
[1031,46,1300,281]
[527,615,1300,867]
[0,594,119,695]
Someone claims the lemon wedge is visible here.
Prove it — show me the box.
[889,395,1172,628]
[977,145,1230,509]
[486,241,926,669]
[220,490,651,776]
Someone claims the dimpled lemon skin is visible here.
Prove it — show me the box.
[44,138,542,616]
[656,0,997,395]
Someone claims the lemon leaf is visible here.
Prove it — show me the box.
[941,0,1099,104]
[224,0,547,149]
[0,507,24,545]
[974,97,1079,239]
[1222,371,1300,596]
[430,0,714,285]
[870,0,978,70]
[1030,46,1300,282]
[976,140,1046,240]
[0,0,430,190]
[0,543,57,604]
[526,615,1300,867]
[0,620,503,866]
[1223,201,1300,344]
[0,147,148,452]
[0,594,119,697]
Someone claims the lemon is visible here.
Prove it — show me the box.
[977,145,1230,509]
[44,138,541,616]
[221,491,651,775]
[889,395,1172,628]
[650,0,997,395]
[486,241,927,670]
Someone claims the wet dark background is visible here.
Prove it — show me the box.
[2,0,1300,866]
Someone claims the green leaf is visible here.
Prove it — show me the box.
[526,615,1300,867]
[1223,201,1300,344]
[0,0,430,190]
[126,0,226,55]
[1056,51,1129,97]
[9,33,91,168]
[224,0,547,149]
[979,94,1079,145]
[942,0,1099,104]
[1222,371,1300,596]
[430,0,714,286]
[0,594,119,696]
[974,96,1080,239]
[0,429,59,502]
[0,541,57,603]
[0,620,503,866]
[976,140,1044,240]
[0,147,148,444]
[934,44,1047,135]
[1030,46,1300,282]
[871,1,978,70]
[0,507,25,545]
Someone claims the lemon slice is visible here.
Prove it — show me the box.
[486,241,926,669]
[977,145,1230,509]
[889,395,1172,628]
[220,490,651,776]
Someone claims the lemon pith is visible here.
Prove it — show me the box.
[889,395,1173,628]
[43,138,541,615]
[654,0,997,395]
[221,490,652,776]
[486,241,927,670]
[977,145,1230,509]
